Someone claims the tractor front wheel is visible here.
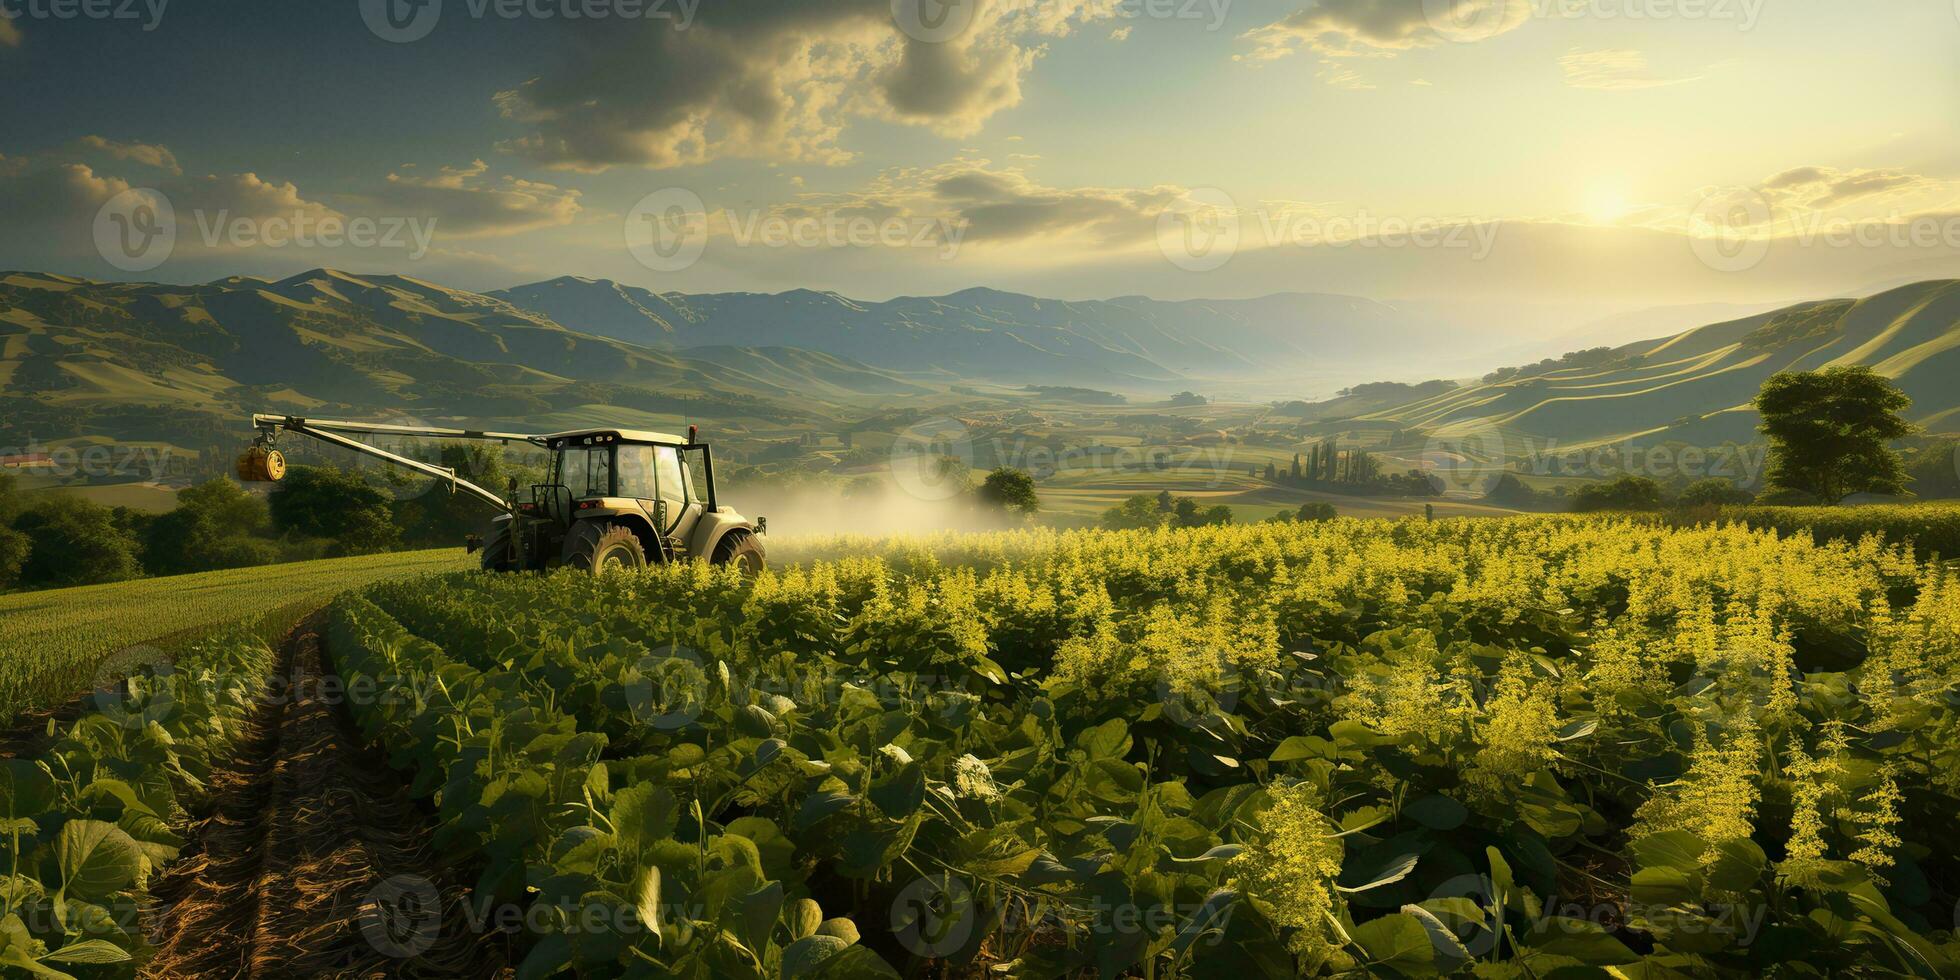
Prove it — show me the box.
[711,530,766,577]
[565,523,647,575]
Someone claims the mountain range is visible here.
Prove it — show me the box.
[489,277,1447,387]
[0,269,920,451]
[5,269,1958,467]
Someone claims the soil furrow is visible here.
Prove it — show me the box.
[144,619,508,979]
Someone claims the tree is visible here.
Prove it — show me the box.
[14,497,143,588]
[0,474,25,589]
[1677,478,1755,509]
[1298,502,1338,522]
[142,478,277,575]
[1756,366,1914,505]
[1155,490,1174,513]
[976,468,1040,516]
[270,465,401,555]
[1571,475,1666,513]
[1102,495,1170,530]
[1172,497,1202,527]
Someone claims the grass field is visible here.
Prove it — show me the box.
[0,547,471,725]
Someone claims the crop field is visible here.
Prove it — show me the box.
[0,548,471,726]
[10,516,1960,977]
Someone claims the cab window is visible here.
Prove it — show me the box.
[654,446,687,508]
[559,447,612,497]
[616,445,657,500]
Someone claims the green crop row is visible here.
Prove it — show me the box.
[0,549,471,727]
[0,625,276,976]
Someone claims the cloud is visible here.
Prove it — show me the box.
[1242,0,1529,63]
[74,136,183,175]
[352,160,582,238]
[1558,49,1698,90]
[494,0,1123,172]
[1758,166,1938,211]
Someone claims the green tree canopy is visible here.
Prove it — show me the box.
[1677,478,1755,509]
[1102,494,1169,530]
[975,467,1039,516]
[142,478,276,576]
[269,465,401,555]
[14,497,142,588]
[1571,475,1666,513]
[1756,366,1914,505]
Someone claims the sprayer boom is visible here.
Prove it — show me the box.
[245,414,537,511]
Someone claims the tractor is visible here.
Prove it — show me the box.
[238,415,766,574]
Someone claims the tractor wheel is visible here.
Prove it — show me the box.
[565,523,647,575]
[711,530,766,577]
[480,523,514,572]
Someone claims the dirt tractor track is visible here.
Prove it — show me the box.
[143,619,510,980]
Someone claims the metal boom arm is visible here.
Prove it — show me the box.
[251,414,542,512]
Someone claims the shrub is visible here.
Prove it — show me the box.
[13,497,143,588]
[1677,478,1755,508]
[1572,475,1666,512]
[1722,502,1960,559]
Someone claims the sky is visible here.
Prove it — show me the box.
[1,0,1956,325]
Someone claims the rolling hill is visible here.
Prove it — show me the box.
[1338,280,1960,449]
[0,269,925,453]
[490,277,1445,386]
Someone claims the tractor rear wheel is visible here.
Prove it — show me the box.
[711,530,765,577]
[565,523,647,575]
